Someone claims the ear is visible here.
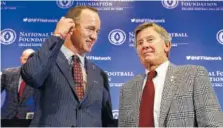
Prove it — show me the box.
[20,57,23,64]
[164,42,171,53]
[68,26,76,36]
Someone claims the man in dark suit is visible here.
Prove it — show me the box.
[1,49,35,119]
[118,23,223,127]
[21,6,114,127]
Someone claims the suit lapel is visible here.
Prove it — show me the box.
[56,51,77,98]
[80,59,96,103]
[133,74,145,126]
[158,63,179,127]
[13,68,21,93]
[12,68,20,104]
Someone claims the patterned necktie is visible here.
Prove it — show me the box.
[139,70,157,127]
[72,55,84,101]
[19,80,26,100]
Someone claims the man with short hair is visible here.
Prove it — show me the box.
[21,6,114,127]
[118,22,223,127]
[1,49,35,119]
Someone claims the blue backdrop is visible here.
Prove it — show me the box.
[1,1,223,119]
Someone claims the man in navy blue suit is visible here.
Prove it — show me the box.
[1,49,35,120]
[21,6,114,127]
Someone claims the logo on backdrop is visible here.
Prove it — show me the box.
[106,71,134,87]
[75,1,132,11]
[56,0,73,9]
[186,56,222,61]
[23,18,58,23]
[161,0,179,9]
[108,29,126,45]
[209,71,223,87]
[86,56,112,61]
[0,28,16,45]
[128,31,189,47]
[162,1,222,11]
[17,32,51,47]
[216,29,223,45]
[112,110,119,119]
[131,18,165,23]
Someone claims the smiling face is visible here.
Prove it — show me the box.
[136,26,171,68]
[70,9,101,55]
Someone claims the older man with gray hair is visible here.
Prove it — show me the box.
[118,22,223,127]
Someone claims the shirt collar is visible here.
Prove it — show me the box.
[60,45,85,66]
[145,60,169,77]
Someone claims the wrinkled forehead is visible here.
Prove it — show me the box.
[136,27,159,39]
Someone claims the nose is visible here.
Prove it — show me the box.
[90,31,98,41]
[142,42,150,50]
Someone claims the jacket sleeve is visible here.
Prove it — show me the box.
[1,70,6,92]
[21,36,64,89]
[118,85,125,127]
[194,66,223,127]
[101,71,116,127]
[1,68,14,92]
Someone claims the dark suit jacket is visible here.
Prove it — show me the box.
[1,67,35,119]
[21,36,114,127]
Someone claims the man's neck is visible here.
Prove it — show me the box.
[146,58,169,71]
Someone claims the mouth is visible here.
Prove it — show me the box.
[86,40,94,47]
[142,51,153,56]
[86,40,93,45]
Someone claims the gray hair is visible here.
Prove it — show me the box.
[135,22,172,46]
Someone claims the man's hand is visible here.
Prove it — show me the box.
[53,17,75,39]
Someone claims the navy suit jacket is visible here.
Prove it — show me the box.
[1,67,35,119]
[21,36,114,127]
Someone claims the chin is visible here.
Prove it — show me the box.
[143,58,154,64]
[84,48,91,53]
[144,56,153,61]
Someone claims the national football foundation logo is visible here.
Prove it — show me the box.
[0,28,17,45]
[108,29,126,45]
[161,0,178,9]
[216,29,223,45]
[56,0,74,9]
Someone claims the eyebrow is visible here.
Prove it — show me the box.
[87,26,100,32]
[137,35,154,42]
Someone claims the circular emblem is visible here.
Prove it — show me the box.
[0,28,16,45]
[216,29,223,45]
[112,110,119,119]
[108,29,126,45]
[56,0,73,9]
[161,0,178,9]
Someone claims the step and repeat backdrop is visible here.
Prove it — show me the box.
[1,1,223,119]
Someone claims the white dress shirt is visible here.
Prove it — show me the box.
[18,77,24,92]
[142,61,169,127]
